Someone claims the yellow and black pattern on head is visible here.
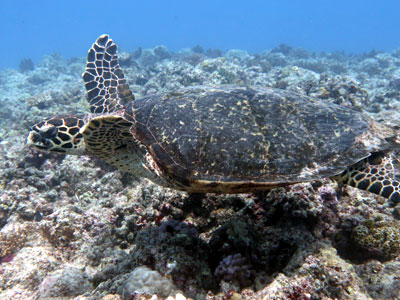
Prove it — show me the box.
[82,34,134,114]
[27,115,86,154]
[333,151,400,203]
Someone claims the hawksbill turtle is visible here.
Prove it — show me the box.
[27,34,400,202]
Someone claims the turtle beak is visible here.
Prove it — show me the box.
[27,126,64,152]
[27,129,52,150]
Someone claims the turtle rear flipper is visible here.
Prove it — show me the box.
[82,34,134,114]
[333,151,400,203]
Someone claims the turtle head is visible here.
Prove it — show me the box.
[27,115,87,155]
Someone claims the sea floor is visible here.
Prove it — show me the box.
[1,44,400,300]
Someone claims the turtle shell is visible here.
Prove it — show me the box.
[125,85,393,193]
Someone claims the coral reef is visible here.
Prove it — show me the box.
[1,41,400,300]
[18,58,34,73]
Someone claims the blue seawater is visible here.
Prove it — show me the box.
[1,0,400,70]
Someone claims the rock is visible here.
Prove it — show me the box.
[38,267,92,299]
[120,266,178,299]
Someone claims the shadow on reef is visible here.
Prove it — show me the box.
[20,148,65,169]
[90,189,324,298]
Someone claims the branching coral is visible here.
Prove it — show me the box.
[214,253,255,288]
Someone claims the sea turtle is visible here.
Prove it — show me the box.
[27,34,400,202]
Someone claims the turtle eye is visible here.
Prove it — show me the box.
[40,126,58,139]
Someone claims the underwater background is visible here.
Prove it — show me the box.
[2,0,400,70]
[1,1,400,300]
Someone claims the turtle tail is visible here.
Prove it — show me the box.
[333,151,400,203]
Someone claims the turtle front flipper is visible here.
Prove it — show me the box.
[333,151,400,203]
[82,34,134,114]
[82,115,168,185]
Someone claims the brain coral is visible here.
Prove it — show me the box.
[121,266,178,299]
[351,215,400,260]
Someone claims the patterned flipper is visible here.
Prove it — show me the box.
[82,34,134,113]
[333,151,400,203]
